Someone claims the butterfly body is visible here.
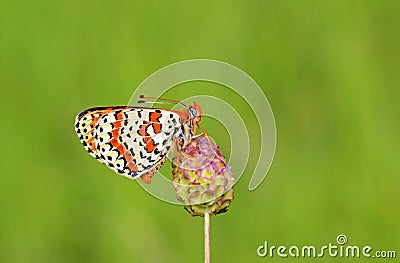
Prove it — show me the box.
[75,103,202,183]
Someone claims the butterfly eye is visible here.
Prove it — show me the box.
[189,106,198,117]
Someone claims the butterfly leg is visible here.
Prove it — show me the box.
[173,136,183,167]
[192,131,227,165]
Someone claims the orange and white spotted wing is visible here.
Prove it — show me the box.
[75,106,183,183]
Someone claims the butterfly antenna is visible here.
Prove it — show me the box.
[139,95,188,107]
[137,100,180,105]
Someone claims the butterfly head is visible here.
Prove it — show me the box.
[188,102,203,123]
[177,102,203,149]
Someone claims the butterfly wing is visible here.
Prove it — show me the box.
[75,106,120,160]
[75,106,182,182]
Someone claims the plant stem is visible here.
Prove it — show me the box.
[204,211,210,263]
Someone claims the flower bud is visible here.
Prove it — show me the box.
[172,137,234,216]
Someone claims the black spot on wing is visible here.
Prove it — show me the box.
[142,164,152,170]
[130,171,138,178]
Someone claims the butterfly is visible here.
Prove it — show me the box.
[74,96,203,184]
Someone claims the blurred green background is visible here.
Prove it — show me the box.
[1,1,399,262]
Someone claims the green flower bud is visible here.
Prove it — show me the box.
[172,137,234,217]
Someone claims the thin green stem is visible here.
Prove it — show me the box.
[204,212,210,263]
